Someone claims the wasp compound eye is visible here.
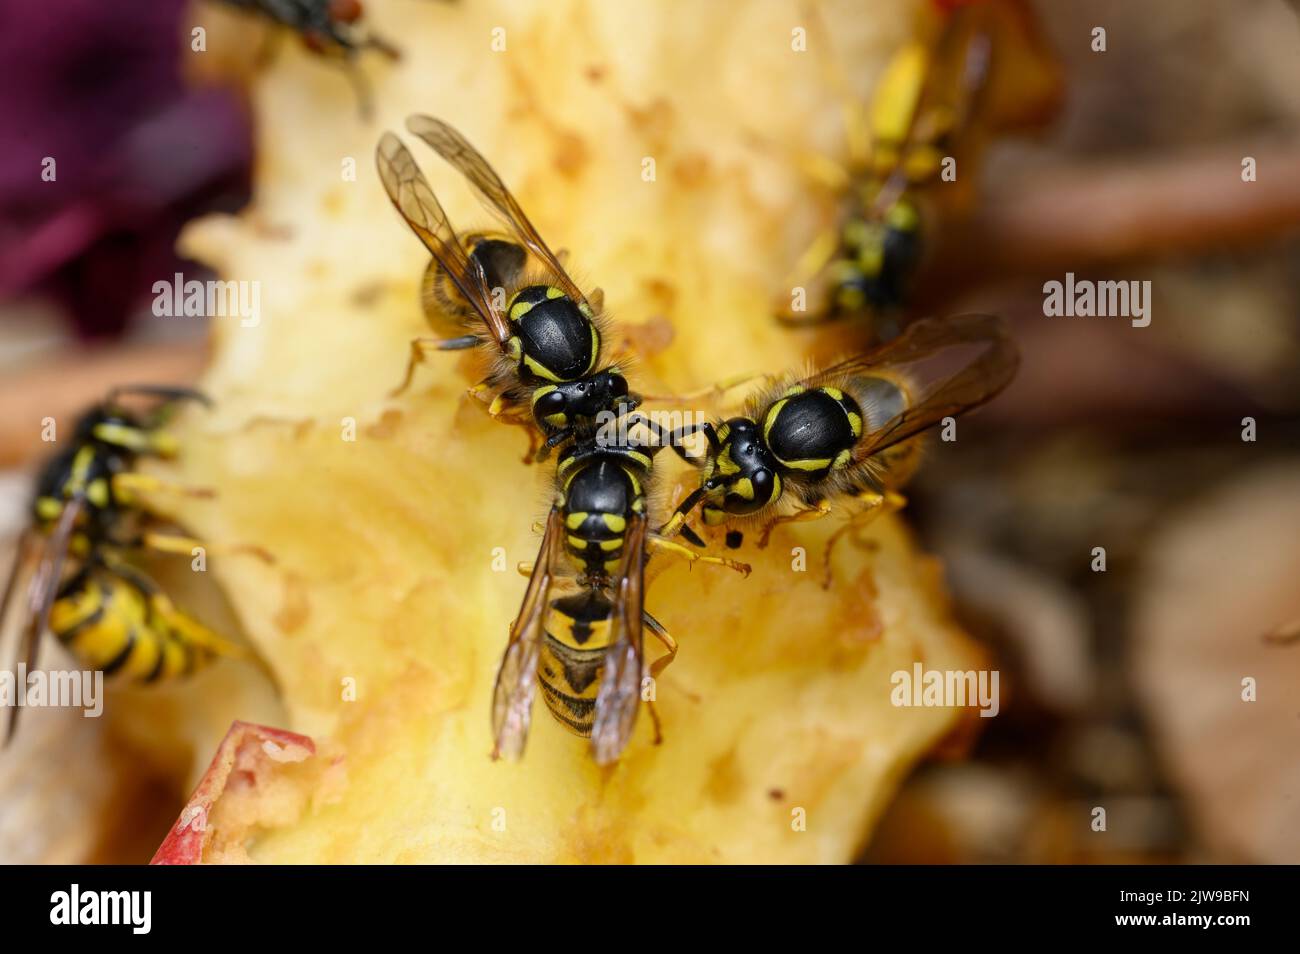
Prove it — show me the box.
[535,390,566,415]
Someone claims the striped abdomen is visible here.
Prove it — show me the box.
[48,568,225,682]
[537,590,614,737]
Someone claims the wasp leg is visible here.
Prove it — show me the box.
[643,610,678,681]
[110,472,216,506]
[640,612,675,747]
[390,334,478,397]
[639,372,778,406]
[623,413,715,464]
[138,531,275,565]
[253,23,284,69]
[820,490,906,589]
[646,534,750,577]
[775,227,848,328]
[470,386,543,463]
[658,485,708,540]
[339,55,375,122]
[756,499,834,549]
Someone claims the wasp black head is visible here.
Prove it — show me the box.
[507,285,599,384]
[701,418,782,523]
[531,369,637,438]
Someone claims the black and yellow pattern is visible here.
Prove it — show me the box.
[2,387,244,743]
[537,590,616,737]
[49,563,241,683]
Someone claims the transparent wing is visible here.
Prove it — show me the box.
[405,115,591,309]
[3,497,82,746]
[589,515,648,766]
[867,7,994,219]
[375,131,511,345]
[490,507,563,760]
[808,314,1018,464]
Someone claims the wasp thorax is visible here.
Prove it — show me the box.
[762,386,863,479]
[507,285,599,382]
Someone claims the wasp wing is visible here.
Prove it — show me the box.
[3,496,83,746]
[809,314,1018,465]
[589,514,648,766]
[405,116,591,310]
[376,131,511,346]
[867,6,994,219]
[490,507,564,760]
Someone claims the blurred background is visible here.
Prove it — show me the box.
[1,0,1299,862]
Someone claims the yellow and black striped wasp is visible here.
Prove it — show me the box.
[376,117,639,461]
[492,423,748,765]
[0,387,259,744]
[659,314,1018,581]
[779,0,1056,333]
[216,0,400,117]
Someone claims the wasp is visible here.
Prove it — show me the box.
[659,315,1018,577]
[0,387,262,744]
[492,425,748,765]
[778,3,1004,332]
[217,0,400,116]
[376,117,640,461]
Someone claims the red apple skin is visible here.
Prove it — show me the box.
[151,721,315,866]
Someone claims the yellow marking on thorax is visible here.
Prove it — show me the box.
[762,399,788,445]
[522,354,562,382]
[585,324,601,375]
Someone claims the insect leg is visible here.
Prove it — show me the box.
[110,472,216,507]
[820,490,906,589]
[137,531,275,565]
[390,335,476,397]
[642,610,677,680]
[755,499,834,549]
[646,534,750,577]
[658,486,706,539]
[639,372,779,406]
[623,413,714,463]
[775,227,848,328]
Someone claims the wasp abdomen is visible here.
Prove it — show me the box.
[49,569,211,683]
[538,590,615,737]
